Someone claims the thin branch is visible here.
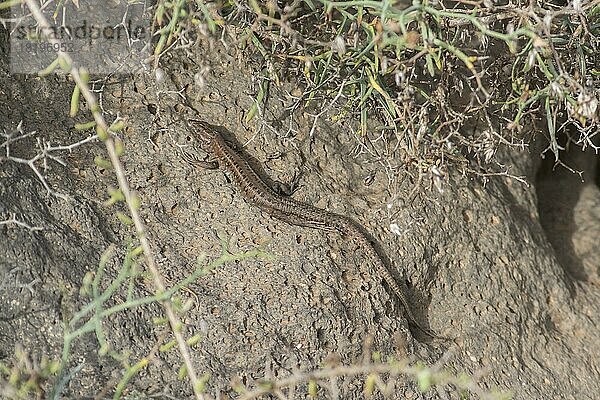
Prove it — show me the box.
[1,123,97,199]
[0,212,44,232]
[0,267,40,296]
[22,1,204,398]
[238,355,502,400]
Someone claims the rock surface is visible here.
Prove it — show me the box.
[1,35,599,399]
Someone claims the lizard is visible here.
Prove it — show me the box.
[182,119,442,340]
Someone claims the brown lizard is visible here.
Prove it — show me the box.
[182,119,442,340]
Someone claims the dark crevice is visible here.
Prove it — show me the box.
[535,137,599,282]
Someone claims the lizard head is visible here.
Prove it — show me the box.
[188,119,217,151]
[181,119,219,168]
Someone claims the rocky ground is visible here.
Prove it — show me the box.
[1,32,599,399]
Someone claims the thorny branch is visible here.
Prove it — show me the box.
[21,1,206,399]
[0,121,97,199]
[0,212,44,232]
[237,349,501,400]
[0,267,40,296]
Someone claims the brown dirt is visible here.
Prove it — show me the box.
[1,34,599,399]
